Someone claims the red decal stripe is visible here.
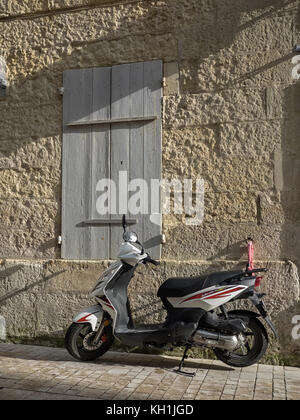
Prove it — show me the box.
[181,287,233,303]
[205,287,244,300]
[77,314,92,323]
[182,293,204,303]
[99,296,114,310]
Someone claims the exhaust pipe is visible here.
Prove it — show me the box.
[193,329,239,351]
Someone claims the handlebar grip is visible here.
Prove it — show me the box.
[144,256,160,266]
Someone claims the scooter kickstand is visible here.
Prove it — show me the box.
[173,344,196,377]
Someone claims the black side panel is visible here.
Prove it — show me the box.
[162,297,206,325]
[116,321,198,347]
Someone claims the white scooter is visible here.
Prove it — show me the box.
[65,217,277,375]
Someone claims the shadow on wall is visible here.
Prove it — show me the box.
[0,0,298,259]
[274,61,300,365]
[0,264,66,307]
[280,0,300,269]
[280,84,300,274]
[1,0,298,139]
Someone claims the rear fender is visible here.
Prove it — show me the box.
[73,305,104,331]
[227,309,269,340]
[227,309,260,319]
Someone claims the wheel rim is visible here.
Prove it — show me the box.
[231,330,255,357]
[75,324,106,353]
[222,324,259,359]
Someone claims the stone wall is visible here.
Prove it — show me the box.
[0,0,299,364]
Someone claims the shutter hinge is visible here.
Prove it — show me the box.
[58,235,62,245]
[162,77,166,88]
[59,87,64,96]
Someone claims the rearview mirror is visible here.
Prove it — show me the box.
[123,231,138,243]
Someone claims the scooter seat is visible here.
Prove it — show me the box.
[157,270,245,298]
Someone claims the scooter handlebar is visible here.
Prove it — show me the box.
[143,255,160,266]
[246,268,269,274]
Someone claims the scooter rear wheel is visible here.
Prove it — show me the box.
[65,322,114,361]
[213,317,268,368]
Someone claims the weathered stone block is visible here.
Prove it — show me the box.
[202,156,274,193]
[281,117,300,155]
[280,223,300,269]
[276,301,300,364]
[0,136,61,170]
[280,150,300,192]
[219,121,281,158]
[219,12,294,55]
[0,198,59,230]
[0,315,5,340]
[163,62,179,96]
[43,259,109,293]
[179,52,294,93]
[177,2,295,60]
[163,126,218,179]
[163,125,274,194]
[163,88,266,128]
[266,83,300,120]
[258,193,285,225]
[0,168,60,199]
[280,191,300,223]
[162,221,283,261]
[204,192,257,223]
[0,102,62,141]
[0,0,143,18]
[162,222,232,261]
[0,228,59,259]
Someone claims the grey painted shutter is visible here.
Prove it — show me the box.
[62,60,162,260]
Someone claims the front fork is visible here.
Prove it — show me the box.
[91,318,111,345]
[250,293,278,338]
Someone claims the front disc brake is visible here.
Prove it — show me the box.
[83,332,104,351]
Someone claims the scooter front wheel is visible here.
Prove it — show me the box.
[65,322,114,361]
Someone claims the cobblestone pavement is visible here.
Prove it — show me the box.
[0,343,299,400]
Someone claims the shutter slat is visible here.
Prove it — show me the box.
[110,64,131,257]
[89,67,111,259]
[62,69,93,259]
[143,61,162,259]
[127,62,146,250]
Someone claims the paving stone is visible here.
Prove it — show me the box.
[0,343,299,400]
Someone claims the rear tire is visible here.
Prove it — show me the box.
[65,322,114,361]
[213,317,268,368]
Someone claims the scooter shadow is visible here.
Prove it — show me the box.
[97,351,234,372]
[0,346,233,372]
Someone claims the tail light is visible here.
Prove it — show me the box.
[255,276,262,290]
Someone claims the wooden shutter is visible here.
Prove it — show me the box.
[62,61,162,260]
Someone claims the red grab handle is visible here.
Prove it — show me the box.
[247,238,254,271]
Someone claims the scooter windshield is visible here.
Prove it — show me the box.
[91,261,123,293]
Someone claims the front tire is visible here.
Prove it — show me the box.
[65,322,114,361]
[213,317,268,368]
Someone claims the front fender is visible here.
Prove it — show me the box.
[73,304,104,331]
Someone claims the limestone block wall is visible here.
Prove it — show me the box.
[0,0,299,364]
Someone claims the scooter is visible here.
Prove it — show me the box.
[65,216,277,375]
